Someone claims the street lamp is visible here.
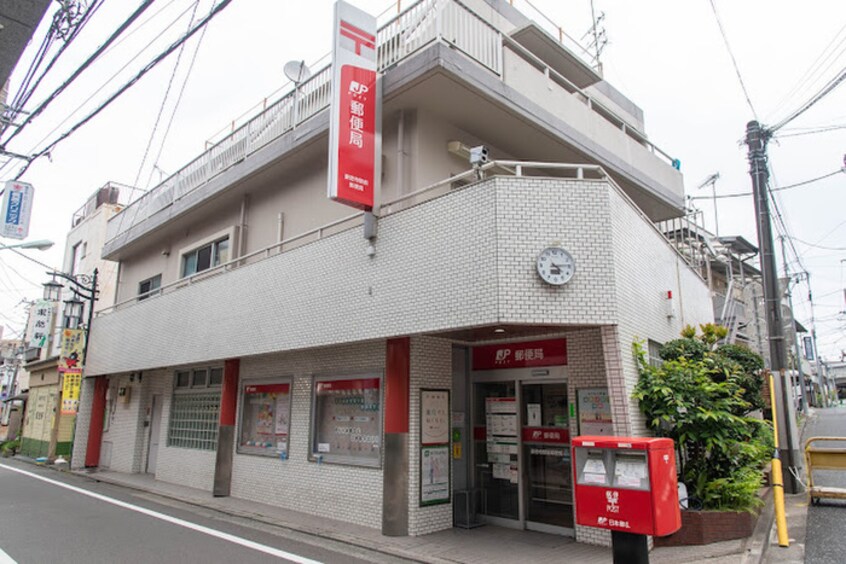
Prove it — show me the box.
[42,269,99,361]
[0,239,54,251]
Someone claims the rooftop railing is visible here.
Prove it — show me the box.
[105,0,675,246]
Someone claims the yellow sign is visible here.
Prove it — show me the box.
[61,370,82,414]
[60,328,85,370]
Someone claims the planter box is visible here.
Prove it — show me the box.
[654,508,759,546]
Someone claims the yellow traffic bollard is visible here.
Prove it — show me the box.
[769,372,790,548]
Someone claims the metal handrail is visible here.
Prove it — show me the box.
[96,159,695,317]
[501,35,674,165]
[105,0,676,247]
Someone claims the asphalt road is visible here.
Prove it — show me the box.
[803,404,846,564]
[0,459,406,564]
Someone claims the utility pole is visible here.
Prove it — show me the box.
[807,274,828,406]
[780,237,808,413]
[745,120,801,493]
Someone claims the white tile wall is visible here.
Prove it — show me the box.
[230,341,386,529]
[75,175,713,542]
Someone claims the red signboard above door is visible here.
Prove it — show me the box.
[472,339,567,370]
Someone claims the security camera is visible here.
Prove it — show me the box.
[469,145,489,167]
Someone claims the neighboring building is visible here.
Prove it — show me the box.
[18,183,124,459]
[72,0,713,546]
[0,338,27,441]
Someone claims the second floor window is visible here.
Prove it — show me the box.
[182,237,229,277]
[138,274,162,300]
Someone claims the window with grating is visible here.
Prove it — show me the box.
[167,392,220,450]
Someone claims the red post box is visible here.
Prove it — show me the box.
[572,436,681,537]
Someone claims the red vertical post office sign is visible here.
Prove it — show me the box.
[328,1,378,210]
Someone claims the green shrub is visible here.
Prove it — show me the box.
[0,439,20,457]
[634,328,770,512]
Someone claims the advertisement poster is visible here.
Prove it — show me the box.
[421,389,449,445]
[60,328,85,371]
[1,180,34,239]
[239,382,291,456]
[60,370,82,414]
[578,388,613,436]
[421,445,450,505]
[313,376,381,464]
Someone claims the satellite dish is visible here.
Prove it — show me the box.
[283,60,312,85]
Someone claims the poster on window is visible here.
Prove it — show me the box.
[312,376,381,465]
[578,388,613,436]
[420,445,450,505]
[421,389,449,445]
[239,382,291,457]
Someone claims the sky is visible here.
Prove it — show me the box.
[1,0,844,360]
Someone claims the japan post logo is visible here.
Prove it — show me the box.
[494,349,511,364]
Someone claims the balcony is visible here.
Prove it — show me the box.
[103,0,683,259]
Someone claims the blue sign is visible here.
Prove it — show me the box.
[1,181,34,240]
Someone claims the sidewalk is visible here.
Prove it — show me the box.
[70,466,778,564]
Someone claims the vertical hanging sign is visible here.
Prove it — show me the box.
[328,0,378,210]
[1,180,34,240]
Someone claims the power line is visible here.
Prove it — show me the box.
[791,237,846,252]
[12,0,234,181]
[2,1,155,148]
[771,64,846,132]
[688,168,844,200]
[0,1,200,181]
[707,0,758,119]
[144,2,213,190]
[766,22,846,122]
[134,0,202,188]
[6,1,106,131]
[775,123,846,138]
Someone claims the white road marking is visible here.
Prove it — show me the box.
[0,546,17,564]
[0,463,322,564]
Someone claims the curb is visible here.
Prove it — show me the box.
[77,469,450,564]
[741,487,775,564]
[7,456,443,563]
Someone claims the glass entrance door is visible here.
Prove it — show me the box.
[473,381,519,521]
[521,382,574,530]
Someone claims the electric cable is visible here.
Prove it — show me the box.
[2,1,155,147]
[6,0,105,130]
[707,0,758,119]
[688,169,844,200]
[0,1,201,181]
[775,124,846,138]
[143,1,213,190]
[134,0,202,188]
[771,64,846,133]
[11,0,234,181]
[767,22,846,122]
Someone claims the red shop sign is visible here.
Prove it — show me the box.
[244,383,290,395]
[472,339,567,370]
[316,377,380,393]
[522,427,570,444]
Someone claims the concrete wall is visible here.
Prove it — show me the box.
[607,187,715,436]
[230,341,386,529]
[64,203,121,310]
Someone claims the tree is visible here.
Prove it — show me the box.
[633,326,771,511]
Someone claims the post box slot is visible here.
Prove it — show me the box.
[611,452,650,490]
[575,448,612,486]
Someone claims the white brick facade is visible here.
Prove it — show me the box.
[75,175,713,542]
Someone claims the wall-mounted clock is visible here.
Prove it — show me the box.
[536,246,576,286]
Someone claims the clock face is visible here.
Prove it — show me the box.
[536,247,575,286]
